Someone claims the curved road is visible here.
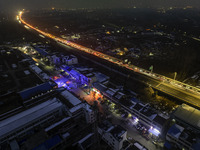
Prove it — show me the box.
[18,11,200,108]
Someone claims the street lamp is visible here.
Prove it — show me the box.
[149,65,153,73]
[174,72,177,80]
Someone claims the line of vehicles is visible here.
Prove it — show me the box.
[18,11,200,96]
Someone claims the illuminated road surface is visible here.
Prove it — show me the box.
[60,40,200,108]
[18,11,200,107]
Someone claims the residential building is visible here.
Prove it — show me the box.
[165,104,200,150]
[171,104,200,133]
[126,142,148,150]
[0,98,64,144]
[77,133,94,150]
[59,90,96,123]
[62,55,78,65]
[84,103,96,124]
[129,102,169,137]
[165,123,198,150]
[61,65,96,86]
[47,54,78,66]
[18,81,55,101]
[98,120,127,150]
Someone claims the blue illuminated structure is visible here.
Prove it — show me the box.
[60,65,95,86]
[19,82,53,101]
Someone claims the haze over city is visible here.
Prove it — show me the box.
[1,0,200,11]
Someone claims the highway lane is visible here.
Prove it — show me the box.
[138,75,200,107]
[58,41,200,108]
[155,83,200,107]
[18,11,200,93]
[18,11,200,108]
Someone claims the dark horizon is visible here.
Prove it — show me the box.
[0,0,200,12]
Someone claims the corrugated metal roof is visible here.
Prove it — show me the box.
[60,90,81,106]
[0,98,62,138]
[173,104,200,130]
[19,82,52,100]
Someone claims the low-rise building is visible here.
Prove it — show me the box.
[165,104,200,150]
[165,123,196,150]
[93,72,110,83]
[105,88,118,98]
[77,133,94,150]
[18,81,55,101]
[61,65,96,86]
[47,54,78,66]
[44,117,72,135]
[62,55,78,65]
[59,90,96,123]
[47,54,60,65]
[129,102,169,138]
[84,103,96,124]
[33,46,48,57]
[171,104,200,133]
[126,142,148,150]
[0,98,64,144]
[98,120,127,150]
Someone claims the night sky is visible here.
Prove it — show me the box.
[0,0,200,11]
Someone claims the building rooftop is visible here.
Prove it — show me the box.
[173,104,200,131]
[30,65,43,74]
[93,82,107,93]
[127,142,147,150]
[167,124,184,139]
[69,104,83,113]
[110,125,126,141]
[60,90,81,107]
[130,97,140,103]
[115,91,125,100]
[94,72,110,83]
[179,129,197,144]
[62,132,70,139]
[192,140,200,150]
[19,82,53,101]
[140,107,157,120]
[9,140,20,150]
[98,120,114,132]
[0,98,63,138]
[85,73,94,78]
[132,103,145,111]
[84,103,92,112]
[153,114,168,126]
[105,88,118,97]
[122,140,131,149]
[45,117,71,132]
[75,66,93,72]
[78,133,94,149]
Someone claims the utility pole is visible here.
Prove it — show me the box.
[149,65,153,73]
[174,72,177,80]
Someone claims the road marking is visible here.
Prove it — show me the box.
[156,83,162,87]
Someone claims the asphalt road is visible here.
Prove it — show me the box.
[19,11,200,108]
[141,75,200,108]
[58,42,200,108]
